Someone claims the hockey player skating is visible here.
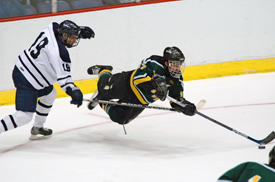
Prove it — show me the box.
[0,20,95,140]
[87,46,197,125]
[217,146,275,181]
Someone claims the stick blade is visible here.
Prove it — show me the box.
[261,131,275,145]
[197,100,206,110]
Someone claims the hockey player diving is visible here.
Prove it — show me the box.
[87,46,197,125]
[0,20,94,140]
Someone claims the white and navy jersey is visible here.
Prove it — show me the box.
[15,22,75,92]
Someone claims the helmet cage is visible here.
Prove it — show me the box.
[168,59,185,78]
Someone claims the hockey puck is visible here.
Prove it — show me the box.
[258,145,266,149]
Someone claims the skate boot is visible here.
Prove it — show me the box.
[29,126,53,140]
[87,89,100,110]
[87,65,113,75]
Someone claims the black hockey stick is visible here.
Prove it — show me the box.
[84,98,176,111]
[167,96,275,145]
[84,98,206,111]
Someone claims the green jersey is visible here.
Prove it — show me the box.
[217,162,275,182]
[129,55,184,105]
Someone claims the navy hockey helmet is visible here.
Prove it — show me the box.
[269,146,275,166]
[58,20,81,47]
[163,46,185,78]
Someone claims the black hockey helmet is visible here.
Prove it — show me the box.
[58,20,81,47]
[269,146,275,166]
[163,46,185,78]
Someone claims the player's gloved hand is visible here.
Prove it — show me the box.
[151,76,167,101]
[79,26,95,39]
[66,87,83,107]
[171,99,196,116]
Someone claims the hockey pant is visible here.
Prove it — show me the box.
[0,66,57,133]
[97,70,145,125]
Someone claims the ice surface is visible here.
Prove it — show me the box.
[0,73,275,182]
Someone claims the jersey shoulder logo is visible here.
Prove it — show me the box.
[248,175,261,182]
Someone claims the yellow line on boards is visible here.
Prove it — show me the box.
[183,58,275,81]
[0,58,274,106]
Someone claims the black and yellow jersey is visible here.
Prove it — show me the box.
[130,55,184,105]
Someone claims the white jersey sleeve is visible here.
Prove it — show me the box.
[15,23,75,92]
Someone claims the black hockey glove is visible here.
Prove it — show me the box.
[66,87,83,107]
[151,76,167,101]
[171,99,196,116]
[79,26,95,39]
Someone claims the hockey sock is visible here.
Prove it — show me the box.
[98,71,112,81]
[33,88,56,127]
[104,105,131,125]
[0,111,33,132]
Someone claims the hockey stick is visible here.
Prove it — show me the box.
[83,98,206,111]
[84,98,176,111]
[167,96,275,145]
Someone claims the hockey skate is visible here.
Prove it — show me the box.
[29,126,53,140]
[87,89,99,110]
[87,65,113,75]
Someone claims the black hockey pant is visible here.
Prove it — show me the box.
[97,71,145,125]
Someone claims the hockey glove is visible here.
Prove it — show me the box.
[171,99,196,116]
[151,76,167,101]
[79,26,95,39]
[66,87,83,107]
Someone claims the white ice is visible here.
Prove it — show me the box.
[0,72,275,182]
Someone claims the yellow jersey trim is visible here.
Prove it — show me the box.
[133,76,151,85]
[129,70,149,105]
